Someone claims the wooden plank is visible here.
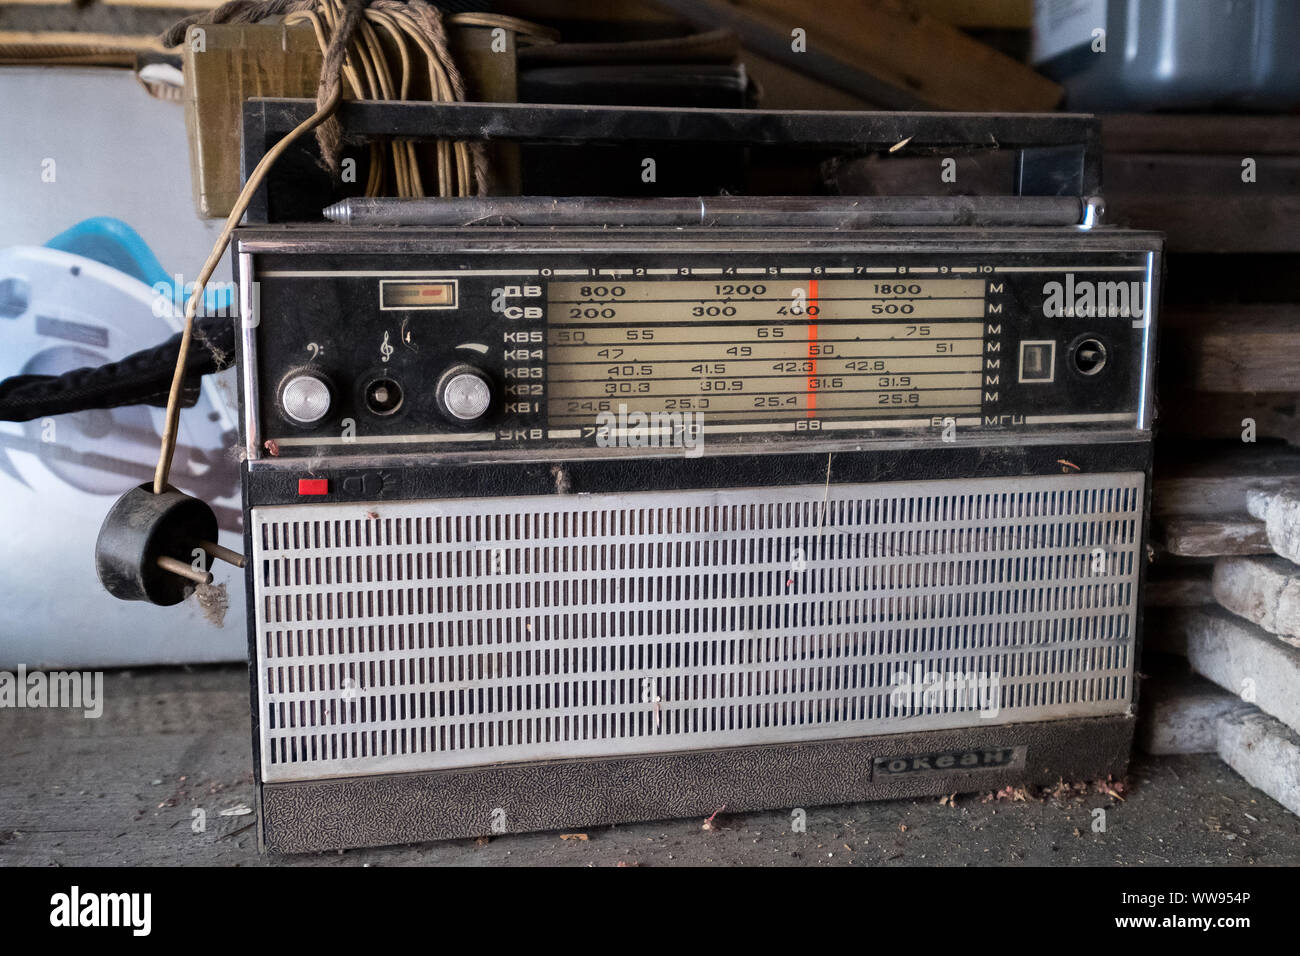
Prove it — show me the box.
[0,4,188,36]
[1247,486,1300,565]
[652,0,928,108]
[0,0,213,6]
[182,22,324,219]
[1162,306,1300,393]
[900,0,1032,29]
[1104,154,1298,252]
[733,0,1061,110]
[1161,302,1300,330]
[1146,567,1216,608]
[0,52,137,65]
[657,0,1061,111]
[1105,193,1300,253]
[1154,448,1300,517]
[1182,607,1300,737]
[1213,556,1300,647]
[0,29,167,56]
[1159,516,1271,558]
[740,51,875,110]
[1159,393,1300,447]
[496,0,679,23]
[1103,114,1300,155]
[1214,706,1300,820]
[1138,668,1243,755]
[1106,153,1299,195]
[102,0,242,6]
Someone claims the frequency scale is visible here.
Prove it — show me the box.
[243,240,1153,460]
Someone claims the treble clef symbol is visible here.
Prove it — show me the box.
[380,330,394,363]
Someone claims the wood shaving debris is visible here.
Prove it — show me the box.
[560,833,589,841]
[1096,776,1127,801]
[981,775,1130,805]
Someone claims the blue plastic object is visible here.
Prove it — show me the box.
[44,217,233,313]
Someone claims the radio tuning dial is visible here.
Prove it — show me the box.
[436,364,493,423]
[279,372,332,425]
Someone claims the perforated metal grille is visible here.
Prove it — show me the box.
[252,473,1142,782]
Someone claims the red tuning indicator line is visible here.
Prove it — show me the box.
[806,278,819,417]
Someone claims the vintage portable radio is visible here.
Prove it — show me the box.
[234,102,1159,852]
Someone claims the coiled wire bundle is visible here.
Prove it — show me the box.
[286,2,555,197]
[164,0,556,200]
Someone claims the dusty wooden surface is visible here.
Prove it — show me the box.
[1145,567,1215,608]
[1154,448,1300,518]
[1214,556,1300,644]
[1162,305,1300,393]
[1101,114,1300,155]
[1158,516,1271,558]
[1,667,1299,866]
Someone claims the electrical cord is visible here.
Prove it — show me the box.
[86,1,559,603]
[7,6,554,438]
[153,0,526,495]
[285,0,489,199]
[151,83,344,495]
[0,316,234,422]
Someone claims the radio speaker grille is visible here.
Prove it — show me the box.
[251,473,1142,782]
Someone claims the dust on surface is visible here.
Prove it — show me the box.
[194,580,230,627]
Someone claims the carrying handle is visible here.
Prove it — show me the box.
[241,98,1101,223]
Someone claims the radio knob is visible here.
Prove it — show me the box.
[436,364,493,423]
[280,372,332,424]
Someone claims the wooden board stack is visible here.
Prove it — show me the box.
[1131,115,1300,814]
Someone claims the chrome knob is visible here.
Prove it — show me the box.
[437,365,492,422]
[280,373,331,424]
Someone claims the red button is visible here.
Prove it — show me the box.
[298,478,329,496]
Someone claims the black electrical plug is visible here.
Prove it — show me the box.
[95,483,242,605]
